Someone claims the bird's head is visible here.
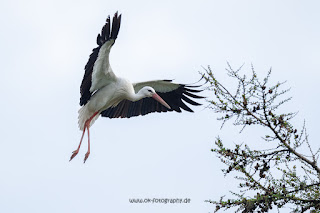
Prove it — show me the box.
[141,86,171,109]
[141,86,156,97]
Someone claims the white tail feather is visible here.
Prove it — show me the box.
[78,105,100,130]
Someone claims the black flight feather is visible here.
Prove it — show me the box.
[101,84,204,119]
[80,12,121,106]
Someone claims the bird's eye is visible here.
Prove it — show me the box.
[148,89,152,93]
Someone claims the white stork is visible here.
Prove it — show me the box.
[70,12,204,163]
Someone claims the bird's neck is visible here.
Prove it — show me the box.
[127,90,145,102]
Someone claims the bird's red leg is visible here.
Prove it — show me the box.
[70,128,86,161]
[83,111,99,163]
[84,125,91,163]
[70,111,99,162]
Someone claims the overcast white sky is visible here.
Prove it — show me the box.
[1,0,320,212]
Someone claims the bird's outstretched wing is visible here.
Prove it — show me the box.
[100,80,204,119]
[80,12,122,106]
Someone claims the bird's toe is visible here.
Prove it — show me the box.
[83,152,90,163]
[69,150,79,162]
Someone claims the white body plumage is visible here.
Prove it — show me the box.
[79,78,134,130]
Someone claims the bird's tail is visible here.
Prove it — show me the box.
[78,105,100,131]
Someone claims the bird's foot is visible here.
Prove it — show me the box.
[84,151,90,163]
[69,150,79,162]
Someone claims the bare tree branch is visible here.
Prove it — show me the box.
[202,65,320,212]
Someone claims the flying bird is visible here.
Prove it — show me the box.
[70,12,204,163]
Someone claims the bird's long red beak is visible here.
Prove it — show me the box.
[152,93,171,109]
